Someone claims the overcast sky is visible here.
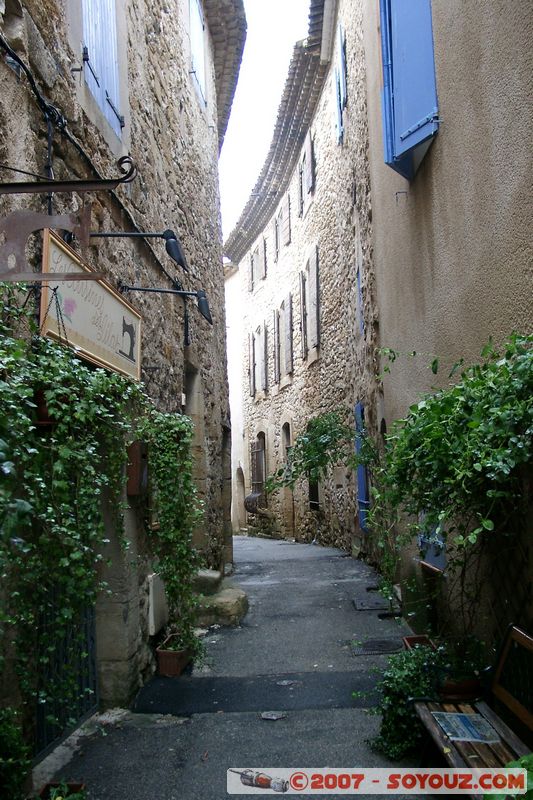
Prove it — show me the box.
[219,0,310,242]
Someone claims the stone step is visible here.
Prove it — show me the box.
[193,568,222,596]
[195,581,248,627]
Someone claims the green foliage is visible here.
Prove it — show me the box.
[265,411,355,493]
[0,708,31,800]
[44,781,87,799]
[484,753,533,800]
[0,285,203,747]
[379,333,532,547]
[371,646,449,759]
[138,410,203,657]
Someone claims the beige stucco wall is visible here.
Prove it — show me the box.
[361,0,533,640]
[0,0,233,707]
[232,0,380,550]
[362,0,533,426]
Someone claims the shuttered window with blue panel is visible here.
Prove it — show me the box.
[82,0,123,137]
[380,0,439,180]
[354,402,369,533]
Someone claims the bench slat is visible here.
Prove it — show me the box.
[475,700,530,758]
[414,702,468,767]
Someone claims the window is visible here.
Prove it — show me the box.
[82,0,123,137]
[273,295,293,384]
[334,23,347,144]
[298,131,315,216]
[309,479,320,511]
[272,217,280,262]
[354,403,369,532]
[277,194,291,248]
[379,0,439,180]
[248,240,266,292]
[300,246,319,359]
[250,432,267,506]
[249,324,267,397]
[190,0,206,103]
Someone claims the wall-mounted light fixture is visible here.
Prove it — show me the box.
[119,283,213,326]
[90,229,189,272]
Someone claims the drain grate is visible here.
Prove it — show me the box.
[351,638,404,656]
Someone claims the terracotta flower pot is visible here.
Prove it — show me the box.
[156,635,192,677]
[402,634,436,651]
[438,676,482,702]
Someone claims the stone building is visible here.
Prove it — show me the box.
[225,0,379,550]
[226,0,532,640]
[0,0,245,743]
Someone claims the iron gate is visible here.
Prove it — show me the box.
[35,602,98,757]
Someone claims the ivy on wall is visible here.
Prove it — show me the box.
[0,285,203,761]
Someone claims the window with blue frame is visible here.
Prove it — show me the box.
[379,0,439,180]
[82,0,123,137]
[354,403,369,533]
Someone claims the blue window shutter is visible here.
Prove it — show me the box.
[354,403,369,532]
[380,0,439,179]
[390,0,439,157]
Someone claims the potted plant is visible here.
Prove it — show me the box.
[155,632,192,677]
[433,635,488,701]
[402,634,436,651]
[38,780,86,799]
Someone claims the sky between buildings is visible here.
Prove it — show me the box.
[219,0,310,244]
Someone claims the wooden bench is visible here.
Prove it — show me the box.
[414,625,532,799]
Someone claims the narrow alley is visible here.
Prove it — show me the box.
[39,536,417,799]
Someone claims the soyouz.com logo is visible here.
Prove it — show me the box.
[227,767,527,794]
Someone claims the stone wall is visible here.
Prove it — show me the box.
[0,0,237,707]
[232,0,380,552]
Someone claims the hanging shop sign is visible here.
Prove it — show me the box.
[40,229,142,380]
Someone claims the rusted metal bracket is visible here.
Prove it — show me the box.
[0,155,137,195]
[0,206,103,282]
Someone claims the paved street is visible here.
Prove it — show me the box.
[41,536,420,799]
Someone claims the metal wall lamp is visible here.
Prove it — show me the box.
[119,283,213,325]
[90,229,189,272]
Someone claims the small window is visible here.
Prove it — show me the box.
[309,479,320,511]
[379,0,439,179]
[334,23,347,144]
[251,432,267,506]
[298,131,315,215]
[253,324,268,395]
[82,0,123,137]
[300,246,320,359]
[190,0,207,103]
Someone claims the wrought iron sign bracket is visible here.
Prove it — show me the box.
[0,156,137,196]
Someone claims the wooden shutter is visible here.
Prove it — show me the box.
[298,163,304,217]
[283,293,293,375]
[82,0,123,136]
[308,246,320,350]
[258,238,267,279]
[281,193,291,246]
[273,310,280,384]
[272,218,278,262]
[248,253,254,291]
[256,325,267,392]
[248,333,256,396]
[299,272,307,358]
[337,24,347,110]
[304,131,314,194]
